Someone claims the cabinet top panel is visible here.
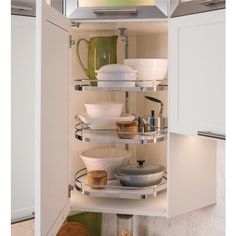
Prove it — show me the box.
[72,21,168,35]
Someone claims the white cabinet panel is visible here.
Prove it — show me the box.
[11,15,35,221]
[35,2,71,235]
[168,133,217,218]
[169,10,225,136]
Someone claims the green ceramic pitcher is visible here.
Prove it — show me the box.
[76,35,118,85]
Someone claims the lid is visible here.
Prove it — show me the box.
[116,160,165,176]
[87,170,107,178]
[116,214,133,219]
[96,64,136,73]
[57,222,89,236]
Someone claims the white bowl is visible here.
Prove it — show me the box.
[79,113,135,129]
[96,64,136,75]
[124,58,168,66]
[85,103,123,119]
[124,59,168,87]
[80,147,132,179]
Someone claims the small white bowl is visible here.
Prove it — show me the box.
[85,102,123,119]
[80,147,132,179]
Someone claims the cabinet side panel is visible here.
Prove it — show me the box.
[168,133,217,218]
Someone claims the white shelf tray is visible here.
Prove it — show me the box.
[74,79,167,92]
[75,169,167,200]
[75,129,167,144]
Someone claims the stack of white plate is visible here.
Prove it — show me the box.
[95,64,137,87]
[124,59,168,87]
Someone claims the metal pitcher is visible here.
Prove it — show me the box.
[76,35,118,84]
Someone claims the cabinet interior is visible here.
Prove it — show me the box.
[68,21,169,215]
[70,20,169,179]
[67,20,217,217]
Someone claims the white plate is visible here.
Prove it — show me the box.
[79,113,135,129]
[98,81,135,88]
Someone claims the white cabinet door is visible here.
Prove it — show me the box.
[169,10,225,137]
[11,15,35,222]
[35,2,71,235]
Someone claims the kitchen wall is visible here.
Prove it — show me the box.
[11,15,35,221]
[102,140,225,236]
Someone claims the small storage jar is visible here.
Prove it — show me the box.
[116,121,138,139]
[117,214,133,236]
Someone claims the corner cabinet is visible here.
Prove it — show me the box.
[35,2,220,235]
[169,10,225,138]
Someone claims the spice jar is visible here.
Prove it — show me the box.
[117,214,133,236]
[116,121,138,139]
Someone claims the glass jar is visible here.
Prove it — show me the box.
[117,214,133,236]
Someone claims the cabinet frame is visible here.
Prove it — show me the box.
[35,2,221,235]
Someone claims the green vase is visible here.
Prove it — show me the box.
[76,35,118,86]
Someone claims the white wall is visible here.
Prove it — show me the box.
[11,15,35,221]
[102,140,225,236]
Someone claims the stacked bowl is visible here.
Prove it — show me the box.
[95,64,137,87]
[80,102,135,129]
[124,59,168,87]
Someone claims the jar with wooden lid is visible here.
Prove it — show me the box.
[87,170,107,189]
[117,214,133,236]
[116,121,138,139]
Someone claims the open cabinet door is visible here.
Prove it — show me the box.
[35,1,71,235]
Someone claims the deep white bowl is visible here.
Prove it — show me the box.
[85,102,123,119]
[80,147,132,179]
[124,58,168,66]
[124,59,168,87]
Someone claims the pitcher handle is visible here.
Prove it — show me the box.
[76,38,89,77]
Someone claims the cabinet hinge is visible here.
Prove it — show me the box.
[68,184,74,198]
[69,35,75,48]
